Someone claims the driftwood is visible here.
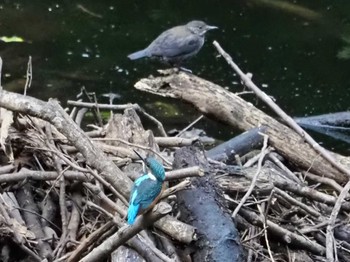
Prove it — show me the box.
[173,146,244,262]
[135,70,350,183]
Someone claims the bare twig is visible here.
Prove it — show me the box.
[274,187,321,218]
[257,194,275,262]
[79,202,172,262]
[24,56,32,96]
[93,137,172,166]
[326,180,350,261]
[176,115,204,137]
[67,100,167,136]
[165,166,204,180]
[155,136,201,147]
[303,171,345,195]
[67,221,115,262]
[0,169,90,183]
[268,152,301,183]
[0,56,3,89]
[213,40,350,178]
[161,179,191,199]
[232,134,269,218]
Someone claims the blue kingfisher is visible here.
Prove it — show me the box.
[127,150,166,225]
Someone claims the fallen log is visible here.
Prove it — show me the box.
[173,146,245,262]
[135,70,350,183]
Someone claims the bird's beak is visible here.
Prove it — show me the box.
[133,150,146,163]
[206,25,218,31]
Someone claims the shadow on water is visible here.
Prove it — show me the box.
[0,0,349,154]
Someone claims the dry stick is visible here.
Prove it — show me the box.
[268,152,301,183]
[93,137,172,166]
[326,180,350,261]
[257,195,275,262]
[84,199,115,219]
[137,235,174,262]
[213,40,350,178]
[67,100,167,137]
[23,56,32,96]
[83,182,126,217]
[0,169,90,183]
[67,221,115,262]
[176,114,204,137]
[0,164,15,174]
[274,187,321,218]
[86,166,129,206]
[303,171,344,195]
[67,188,82,248]
[161,179,191,199]
[80,87,103,128]
[45,124,68,258]
[155,136,201,147]
[79,202,172,262]
[0,196,42,262]
[0,56,2,88]
[239,206,326,255]
[91,92,104,128]
[274,178,350,211]
[155,230,181,262]
[75,107,88,127]
[55,163,68,258]
[165,166,204,180]
[67,100,138,110]
[232,134,269,218]
[137,107,167,137]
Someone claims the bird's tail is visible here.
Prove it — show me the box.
[127,49,149,60]
[127,203,140,225]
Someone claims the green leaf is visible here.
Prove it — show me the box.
[0,36,24,43]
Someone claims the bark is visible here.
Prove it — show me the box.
[173,146,245,262]
[206,126,266,163]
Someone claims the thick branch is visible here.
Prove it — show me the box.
[135,72,350,183]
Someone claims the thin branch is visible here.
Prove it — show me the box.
[78,202,172,262]
[0,56,2,88]
[326,180,350,261]
[67,100,167,136]
[176,115,204,137]
[24,56,32,96]
[232,134,269,218]
[213,40,350,178]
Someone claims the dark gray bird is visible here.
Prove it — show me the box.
[127,20,218,65]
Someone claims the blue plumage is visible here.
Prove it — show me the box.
[127,155,166,225]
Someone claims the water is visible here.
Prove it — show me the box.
[0,1,349,153]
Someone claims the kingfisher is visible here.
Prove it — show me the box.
[127,150,166,225]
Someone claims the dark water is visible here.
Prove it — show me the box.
[0,1,349,153]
